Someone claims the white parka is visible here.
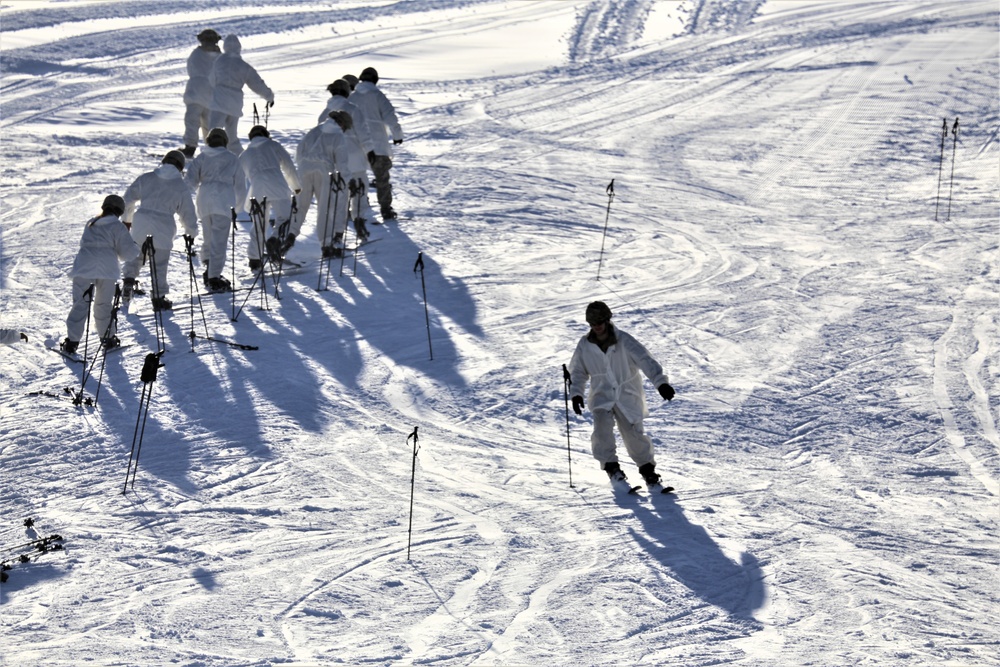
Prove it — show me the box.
[185,146,246,217]
[209,35,273,117]
[183,44,220,107]
[123,165,198,250]
[69,214,140,280]
[349,81,402,157]
[238,136,301,206]
[568,325,669,426]
[318,96,373,175]
[296,119,350,177]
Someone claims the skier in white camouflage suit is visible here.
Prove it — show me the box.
[318,79,377,227]
[61,195,139,353]
[181,29,222,158]
[294,110,352,259]
[568,301,676,493]
[122,151,198,312]
[208,34,274,155]
[185,127,246,291]
[350,67,403,222]
[238,125,301,270]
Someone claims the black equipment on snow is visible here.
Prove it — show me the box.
[183,234,257,352]
[123,351,164,494]
[141,236,167,353]
[414,252,433,360]
[234,198,272,320]
[406,427,420,561]
[596,179,615,280]
[562,364,575,488]
[946,117,959,222]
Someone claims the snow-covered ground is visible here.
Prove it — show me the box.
[1,1,997,665]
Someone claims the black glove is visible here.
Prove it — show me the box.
[658,383,675,401]
[183,234,195,252]
[367,150,377,165]
[267,100,275,108]
[393,139,403,145]
[571,395,584,415]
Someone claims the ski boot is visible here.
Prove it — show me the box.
[638,462,674,495]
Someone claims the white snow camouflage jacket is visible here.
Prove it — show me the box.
[349,81,403,157]
[185,146,246,218]
[123,165,198,250]
[69,214,140,280]
[183,44,220,107]
[318,96,374,175]
[568,325,669,426]
[238,136,301,206]
[210,35,273,117]
[296,119,350,176]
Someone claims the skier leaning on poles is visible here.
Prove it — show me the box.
[237,124,301,270]
[184,127,246,292]
[568,301,676,494]
[318,79,377,227]
[121,150,199,312]
[61,195,139,354]
[294,110,352,259]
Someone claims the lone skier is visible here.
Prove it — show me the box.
[568,301,676,493]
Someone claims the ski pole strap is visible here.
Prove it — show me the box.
[407,426,419,455]
[413,251,424,274]
[606,178,615,199]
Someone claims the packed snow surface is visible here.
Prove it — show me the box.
[1,1,997,666]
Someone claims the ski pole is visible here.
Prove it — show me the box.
[142,237,166,354]
[318,173,336,291]
[414,252,433,360]
[72,283,95,403]
[562,364,574,488]
[596,179,615,281]
[90,283,123,407]
[230,208,238,321]
[934,118,947,221]
[946,117,959,221]
[406,427,420,561]
[124,351,163,494]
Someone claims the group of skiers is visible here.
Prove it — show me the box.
[54,31,679,495]
[59,29,404,354]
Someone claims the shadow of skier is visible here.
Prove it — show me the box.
[625,496,767,620]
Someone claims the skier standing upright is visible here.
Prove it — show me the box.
[238,125,301,270]
[121,151,198,312]
[349,67,403,222]
[61,195,139,353]
[185,127,245,291]
[208,34,274,155]
[181,29,222,158]
[568,301,676,493]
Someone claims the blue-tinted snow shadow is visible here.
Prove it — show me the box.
[625,497,766,620]
[102,310,281,495]
[280,221,481,391]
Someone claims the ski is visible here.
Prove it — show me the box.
[48,344,132,363]
[47,345,84,363]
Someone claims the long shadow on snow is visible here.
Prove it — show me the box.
[623,496,766,620]
[108,309,282,495]
[286,221,481,392]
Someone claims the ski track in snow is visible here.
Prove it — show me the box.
[2,1,998,666]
